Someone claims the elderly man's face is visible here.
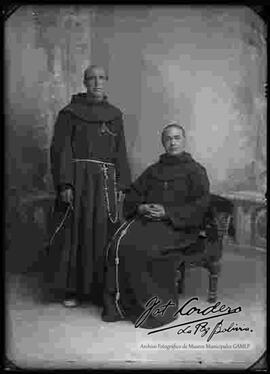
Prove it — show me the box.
[162,126,185,155]
[84,66,107,99]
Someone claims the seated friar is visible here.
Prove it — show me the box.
[102,122,210,329]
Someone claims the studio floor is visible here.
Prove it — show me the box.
[5,243,266,370]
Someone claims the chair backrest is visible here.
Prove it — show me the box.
[209,194,234,213]
[206,194,234,241]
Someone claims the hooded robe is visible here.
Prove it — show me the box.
[104,152,210,328]
[46,93,131,304]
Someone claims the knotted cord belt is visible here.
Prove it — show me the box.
[105,218,136,318]
[46,202,73,253]
[72,158,118,223]
[47,158,119,253]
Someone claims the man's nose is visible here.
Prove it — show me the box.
[95,77,103,87]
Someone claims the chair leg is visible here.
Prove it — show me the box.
[207,261,220,303]
[176,262,185,294]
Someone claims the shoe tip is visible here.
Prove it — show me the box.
[63,299,79,307]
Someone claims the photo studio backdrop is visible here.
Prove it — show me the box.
[5,5,267,271]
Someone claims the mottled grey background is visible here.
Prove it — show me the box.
[4,5,267,265]
[5,5,266,195]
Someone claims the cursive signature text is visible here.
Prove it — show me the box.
[134,296,247,339]
[176,319,252,342]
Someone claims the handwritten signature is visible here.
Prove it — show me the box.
[135,296,253,341]
[174,319,252,342]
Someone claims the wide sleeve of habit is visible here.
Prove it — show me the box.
[114,114,132,192]
[165,163,210,229]
[50,110,74,193]
[122,167,152,219]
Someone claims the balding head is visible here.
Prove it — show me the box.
[83,65,108,99]
[83,65,108,82]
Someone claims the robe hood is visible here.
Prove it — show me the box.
[159,151,194,165]
[61,92,122,123]
[150,152,203,181]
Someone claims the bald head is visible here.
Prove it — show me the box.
[83,65,108,99]
[83,65,108,81]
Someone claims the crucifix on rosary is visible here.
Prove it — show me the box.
[99,121,117,136]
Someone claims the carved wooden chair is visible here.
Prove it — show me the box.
[175,194,234,303]
[118,192,233,303]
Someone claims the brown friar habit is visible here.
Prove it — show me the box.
[104,151,210,328]
[47,93,131,304]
